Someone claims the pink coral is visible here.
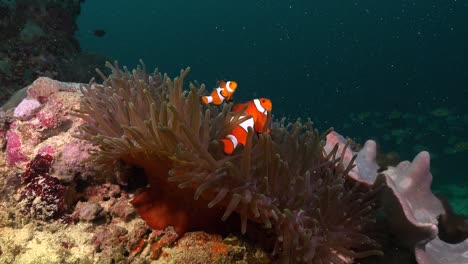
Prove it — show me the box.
[380,151,445,247]
[5,130,28,167]
[38,145,55,156]
[13,98,41,121]
[415,237,468,264]
[324,131,468,264]
[36,110,57,128]
[324,131,355,164]
[324,131,380,184]
[3,77,84,172]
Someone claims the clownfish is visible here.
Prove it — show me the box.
[201,80,238,105]
[221,98,272,154]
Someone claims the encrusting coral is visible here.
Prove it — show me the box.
[74,61,383,263]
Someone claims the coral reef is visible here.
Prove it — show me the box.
[0,63,466,263]
[0,76,271,263]
[75,61,383,263]
[306,115,468,263]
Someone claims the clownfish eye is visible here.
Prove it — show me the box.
[262,99,265,103]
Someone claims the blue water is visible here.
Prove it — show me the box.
[76,0,468,187]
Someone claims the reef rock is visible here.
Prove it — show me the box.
[1,76,466,263]
[0,77,270,264]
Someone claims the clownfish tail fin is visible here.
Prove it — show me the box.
[202,96,212,104]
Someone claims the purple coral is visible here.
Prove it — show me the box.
[19,153,70,221]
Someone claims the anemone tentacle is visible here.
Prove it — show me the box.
[76,61,382,263]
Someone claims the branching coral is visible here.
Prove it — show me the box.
[75,61,382,263]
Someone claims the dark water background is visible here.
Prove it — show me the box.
[76,0,468,187]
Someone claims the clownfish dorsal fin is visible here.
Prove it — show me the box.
[231,102,247,112]
[219,80,226,88]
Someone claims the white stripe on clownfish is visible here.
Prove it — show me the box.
[225,81,234,93]
[225,134,238,148]
[203,87,224,104]
[253,99,267,115]
[230,115,255,132]
[238,115,254,132]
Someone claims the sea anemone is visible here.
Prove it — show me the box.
[75,61,382,263]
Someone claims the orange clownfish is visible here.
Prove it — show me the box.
[221,98,272,154]
[201,80,238,105]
